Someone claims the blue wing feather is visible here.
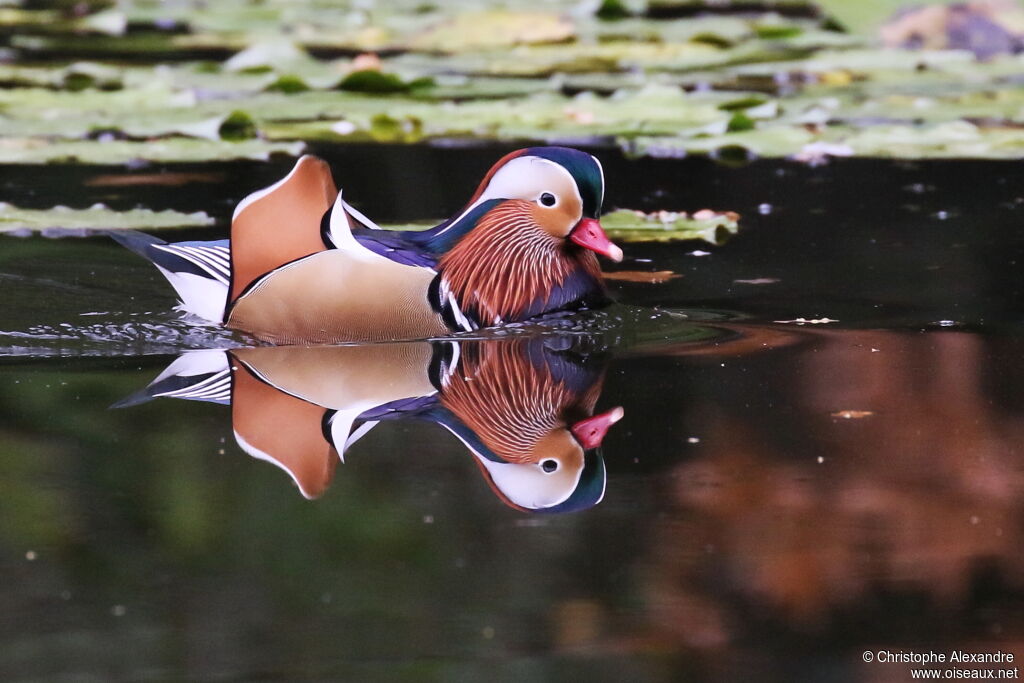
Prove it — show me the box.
[352,229,440,269]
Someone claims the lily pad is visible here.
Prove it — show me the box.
[830,121,1024,159]
[407,11,576,53]
[601,208,741,243]
[626,126,816,160]
[337,69,434,93]
[0,203,215,234]
[1,0,1022,161]
[0,138,305,165]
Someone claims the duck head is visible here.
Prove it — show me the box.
[422,147,622,327]
[438,339,623,513]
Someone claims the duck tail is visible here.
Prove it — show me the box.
[107,229,167,258]
[111,350,231,408]
[108,230,230,323]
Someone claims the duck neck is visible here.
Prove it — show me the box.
[439,341,569,463]
[411,199,503,253]
[437,202,605,326]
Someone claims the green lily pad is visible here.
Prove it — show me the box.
[596,0,634,21]
[626,124,815,159]
[407,11,576,53]
[601,208,740,243]
[0,203,215,234]
[0,138,305,165]
[0,61,124,90]
[831,121,1024,159]
[264,74,312,94]
[337,69,434,93]
[0,9,61,27]
[1,0,1022,162]
[223,40,311,73]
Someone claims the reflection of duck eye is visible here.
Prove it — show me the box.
[541,459,558,473]
[539,192,556,207]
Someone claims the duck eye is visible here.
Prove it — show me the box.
[541,459,558,473]
[539,192,557,207]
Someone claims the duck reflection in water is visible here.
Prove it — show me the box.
[122,338,623,513]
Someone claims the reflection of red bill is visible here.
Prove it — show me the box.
[571,406,625,449]
[570,218,623,262]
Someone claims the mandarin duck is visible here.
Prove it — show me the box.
[120,338,623,512]
[112,147,622,344]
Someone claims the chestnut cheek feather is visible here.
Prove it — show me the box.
[439,201,579,323]
[527,202,575,239]
[441,341,574,463]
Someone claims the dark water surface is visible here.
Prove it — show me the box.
[1,150,1023,681]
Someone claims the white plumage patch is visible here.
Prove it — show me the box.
[148,350,232,404]
[439,277,477,333]
[341,199,381,231]
[153,243,230,284]
[323,191,385,244]
[151,243,230,322]
[159,370,232,403]
[436,423,582,510]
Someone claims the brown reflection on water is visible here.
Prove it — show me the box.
[569,328,1024,673]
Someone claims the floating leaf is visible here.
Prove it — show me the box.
[224,41,311,72]
[78,9,127,36]
[0,138,305,165]
[718,95,769,111]
[0,9,61,27]
[264,75,312,93]
[596,0,633,21]
[627,126,816,160]
[829,121,1024,159]
[337,69,434,93]
[0,203,215,234]
[601,208,740,244]
[753,23,804,40]
[727,112,757,132]
[0,0,1021,161]
[218,110,258,140]
[408,11,576,53]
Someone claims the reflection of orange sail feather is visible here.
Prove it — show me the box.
[230,355,337,499]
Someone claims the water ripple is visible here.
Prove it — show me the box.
[0,313,243,357]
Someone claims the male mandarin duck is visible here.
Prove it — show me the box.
[120,338,623,513]
[113,147,622,343]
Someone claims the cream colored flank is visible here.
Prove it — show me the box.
[233,343,437,409]
[227,249,448,344]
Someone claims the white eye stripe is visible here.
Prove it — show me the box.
[435,156,582,237]
[590,154,605,214]
[527,158,582,216]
